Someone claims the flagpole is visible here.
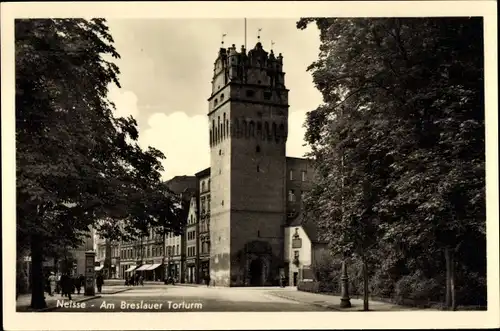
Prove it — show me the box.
[244,18,247,49]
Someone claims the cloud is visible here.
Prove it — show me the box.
[108,86,140,119]
[140,112,210,180]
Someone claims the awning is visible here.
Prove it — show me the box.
[136,264,152,271]
[125,265,137,273]
[95,266,104,271]
[147,263,162,271]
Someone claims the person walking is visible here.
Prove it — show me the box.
[48,272,56,296]
[75,274,84,294]
[60,272,73,300]
[139,275,144,286]
[56,273,62,294]
[96,273,104,293]
[205,273,210,287]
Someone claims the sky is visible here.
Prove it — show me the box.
[106,19,323,180]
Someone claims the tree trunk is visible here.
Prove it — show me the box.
[451,250,456,311]
[444,246,451,309]
[30,234,47,309]
[362,258,369,311]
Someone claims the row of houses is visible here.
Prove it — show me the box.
[94,157,328,286]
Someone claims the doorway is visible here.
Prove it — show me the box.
[249,259,263,286]
[293,272,298,286]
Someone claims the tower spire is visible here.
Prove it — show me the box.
[257,28,262,42]
[221,33,227,46]
[271,40,275,50]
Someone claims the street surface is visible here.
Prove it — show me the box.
[52,285,330,312]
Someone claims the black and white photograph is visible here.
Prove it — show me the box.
[2,1,498,330]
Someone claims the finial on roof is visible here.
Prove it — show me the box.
[221,33,227,46]
[271,40,275,50]
[257,28,262,41]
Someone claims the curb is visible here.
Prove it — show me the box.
[269,292,342,311]
[18,295,102,312]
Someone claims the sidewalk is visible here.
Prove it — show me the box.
[268,289,423,311]
[16,293,100,312]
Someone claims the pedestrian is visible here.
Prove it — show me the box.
[48,271,56,296]
[139,275,144,286]
[60,272,73,300]
[56,273,62,294]
[75,274,84,294]
[205,274,210,287]
[96,273,104,293]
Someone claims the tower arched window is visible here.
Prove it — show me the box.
[214,98,218,107]
[220,93,225,101]
[243,121,248,138]
[265,122,270,139]
[279,123,285,140]
[257,122,262,138]
[226,119,229,137]
[249,121,255,138]
[209,129,212,145]
[233,118,240,138]
[212,120,216,144]
[223,113,226,139]
[272,122,278,142]
[217,116,221,142]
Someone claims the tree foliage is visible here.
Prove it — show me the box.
[16,18,182,309]
[298,17,485,308]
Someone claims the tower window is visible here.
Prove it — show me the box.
[214,99,218,107]
[289,170,294,180]
[288,190,296,202]
[221,200,224,206]
[264,91,272,100]
[256,145,260,153]
[301,171,307,182]
[246,90,255,98]
[220,93,225,101]
[219,149,222,155]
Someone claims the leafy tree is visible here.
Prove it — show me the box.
[298,17,485,310]
[16,19,182,309]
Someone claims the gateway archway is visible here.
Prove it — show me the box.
[249,258,264,286]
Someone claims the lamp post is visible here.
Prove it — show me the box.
[340,258,351,308]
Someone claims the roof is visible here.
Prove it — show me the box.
[165,176,197,194]
[287,212,327,245]
[195,167,211,178]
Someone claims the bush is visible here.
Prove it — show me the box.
[394,271,443,305]
[298,280,319,293]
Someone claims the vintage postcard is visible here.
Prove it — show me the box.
[2,1,498,330]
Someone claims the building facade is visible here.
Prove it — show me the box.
[93,42,318,287]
